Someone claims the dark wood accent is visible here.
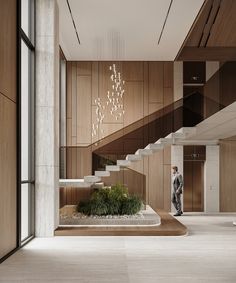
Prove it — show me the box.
[184,145,206,161]
[219,62,236,107]
[177,47,236,61]
[176,0,236,61]
[0,0,17,260]
[183,62,205,84]
[0,0,17,102]
[55,209,187,236]
[207,0,236,47]
[183,160,204,212]
[183,0,213,47]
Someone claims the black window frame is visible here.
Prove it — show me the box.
[18,0,36,247]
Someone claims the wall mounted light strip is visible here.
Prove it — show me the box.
[157,0,173,45]
[66,0,81,44]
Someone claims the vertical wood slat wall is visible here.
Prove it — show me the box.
[64,61,173,211]
[0,0,17,259]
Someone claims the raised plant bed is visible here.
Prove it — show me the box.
[60,205,161,226]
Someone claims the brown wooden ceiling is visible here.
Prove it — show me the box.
[176,0,236,61]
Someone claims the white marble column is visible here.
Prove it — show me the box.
[35,0,59,237]
[171,145,183,212]
[204,145,220,213]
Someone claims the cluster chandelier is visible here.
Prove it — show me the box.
[92,64,125,139]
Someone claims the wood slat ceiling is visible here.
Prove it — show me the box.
[177,0,236,61]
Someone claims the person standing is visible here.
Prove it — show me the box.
[172,166,183,216]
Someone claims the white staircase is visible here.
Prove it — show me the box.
[59,127,196,188]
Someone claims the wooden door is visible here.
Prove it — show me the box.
[184,161,204,212]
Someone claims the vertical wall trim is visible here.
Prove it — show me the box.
[204,145,219,212]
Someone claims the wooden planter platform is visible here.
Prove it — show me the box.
[54,210,187,236]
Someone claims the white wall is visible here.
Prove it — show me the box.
[204,145,220,213]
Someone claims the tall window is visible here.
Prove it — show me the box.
[20,0,35,243]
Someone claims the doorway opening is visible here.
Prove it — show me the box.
[183,146,206,212]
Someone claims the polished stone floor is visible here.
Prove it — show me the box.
[0,214,236,283]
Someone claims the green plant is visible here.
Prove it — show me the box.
[121,195,142,215]
[77,183,143,216]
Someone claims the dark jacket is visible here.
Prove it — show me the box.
[173,173,183,194]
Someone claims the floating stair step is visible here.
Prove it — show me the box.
[95,171,110,177]
[84,175,101,183]
[135,148,153,156]
[117,160,131,167]
[126,154,142,161]
[176,127,196,136]
[106,165,120,171]
[145,143,164,151]
[165,132,186,139]
[59,179,91,188]
[156,138,172,145]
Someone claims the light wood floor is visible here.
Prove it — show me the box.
[0,214,236,282]
[55,210,187,236]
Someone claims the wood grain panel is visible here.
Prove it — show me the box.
[148,103,163,115]
[183,161,193,212]
[124,81,143,126]
[71,62,77,140]
[177,47,236,61]
[66,62,72,119]
[192,161,204,212]
[184,0,213,47]
[0,95,17,258]
[149,62,163,103]
[143,62,149,116]
[163,62,173,88]
[76,76,92,144]
[163,88,173,107]
[207,0,236,47]
[92,62,99,105]
[220,140,236,212]
[0,0,17,260]
[163,165,171,211]
[148,151,164,210]
[99,61,123,124]
[0,0,16,102]
[65,61,175,212]
[123,62,143,81]
[66,118,72,145]
[77,61,92,76]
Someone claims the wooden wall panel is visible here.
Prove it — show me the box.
[0,0,17,260]
[123,62,143,81]
[0,0,17,102]
[220,140,236,212]
[65,61,174,211]
[91,62,99,105]
[76,75,92,145]
[148,151,164,210]
[124,81,143,126]
[0,95,17,258]
[71,63,77,141]
[149,62,163,103]
[77,61,92,76]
